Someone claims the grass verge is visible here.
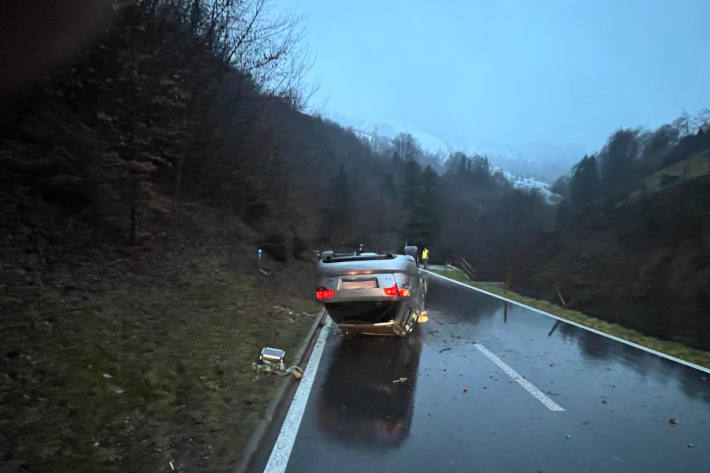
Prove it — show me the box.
[1,259,320,473]
[430,267,710,370]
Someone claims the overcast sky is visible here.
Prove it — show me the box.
[283,0,710,156]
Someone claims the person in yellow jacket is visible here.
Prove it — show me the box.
[422,247,429,269]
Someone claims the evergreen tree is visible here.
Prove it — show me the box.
[418,165,443,246]
[570,155,600,208]
[378,173,396,233]
[399,163,443,249]
[400,159,423,244]
[600,129,639,202]
[319,165,349,242]
[644,124,679,155]
[399,158,422,206]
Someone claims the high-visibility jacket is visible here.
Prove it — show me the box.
[422,248,429,260]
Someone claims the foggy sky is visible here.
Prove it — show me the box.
[284,0,710,156]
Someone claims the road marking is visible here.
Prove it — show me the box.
[474,343,565,411]
[263,319,332,473]
[425,270,710,375]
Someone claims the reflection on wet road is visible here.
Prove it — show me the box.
[316,331,422,449]
[269,275,710,473]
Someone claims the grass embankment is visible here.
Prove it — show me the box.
[628,149,710,203]
[1,227,320,473]
[430,267,710,370]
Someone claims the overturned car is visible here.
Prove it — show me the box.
[315,247,426,336]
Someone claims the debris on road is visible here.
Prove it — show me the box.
[688,443,695,448]
[463,386,468,393]
[669,418,679,425]
[439,347,452,353]
[260,347,285,363]
[287,366,304,379]
[253,347,304,380]
[252,360,304,379]
[565,434,572,439]
[252,361,284,376]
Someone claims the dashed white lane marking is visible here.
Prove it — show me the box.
[263,319,332,473]
[474,343,565,412]
[425,270,710,375]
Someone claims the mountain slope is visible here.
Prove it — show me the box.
[515,135,710,351]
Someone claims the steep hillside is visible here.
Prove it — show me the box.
[515,130,710,351]
[0,3,401,472]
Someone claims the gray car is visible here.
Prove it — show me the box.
[315,247,426,336]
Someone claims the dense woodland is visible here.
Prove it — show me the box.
[0,0,549,269]
[519,116,710,351]
[2,0,709,349]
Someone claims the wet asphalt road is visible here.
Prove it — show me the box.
[268,274,710,473]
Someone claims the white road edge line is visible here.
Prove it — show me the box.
[474,343,565,411]
[263,318,332,473]
[425,270,710,375]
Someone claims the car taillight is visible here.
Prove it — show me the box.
[315,286,335,300]
[383,285,398,296]
[383,285,401,296]
[384,285,410,296]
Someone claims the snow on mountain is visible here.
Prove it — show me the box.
[321,111,568,202]
[325,111,452,156]
[471,141,583,184]
[359,118,453,155]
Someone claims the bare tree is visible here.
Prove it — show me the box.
[144,0,313,107]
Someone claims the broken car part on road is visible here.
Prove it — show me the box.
[254,347,304,379]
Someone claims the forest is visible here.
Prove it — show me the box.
[517,115,710,351]
[2,1,709,349]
